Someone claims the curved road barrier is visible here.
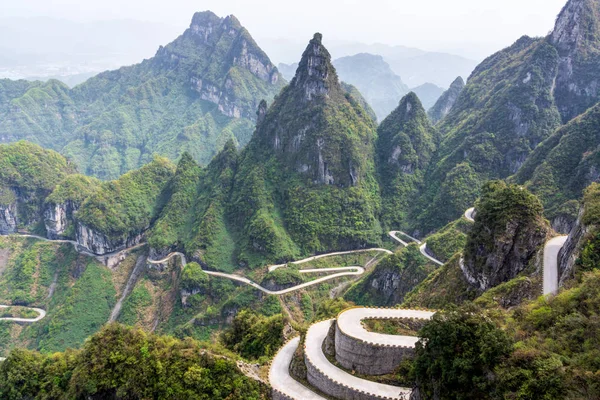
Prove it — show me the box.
[464,207,475,223]
[335,308,434,375]
[0,305,46,323]
[270,337,326,400]
[305,319,411,400]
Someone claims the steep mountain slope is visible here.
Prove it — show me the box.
[551,0,600,122]
[412,0,600,233]
[377,92,437,229]
[333,53,409,121]
[144,34,382,271]
[514,104,600,230]
[229,33,381,266]
[413,37,561,233]
[428,76,465,124]
[0,11,284,179]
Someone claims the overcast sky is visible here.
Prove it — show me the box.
[2,0,567,60]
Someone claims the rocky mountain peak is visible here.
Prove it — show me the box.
[549,0,600,122]
[291,33,340,101]
[449,76,465,90]
[189,11,222,42]
[551,0,600,54]
[428,76,465,124]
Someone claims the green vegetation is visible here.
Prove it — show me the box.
[0,12,284,180]
[414,37,561,233]
[180,262,210,292]
[118,284,153,326]
[0,141,75,193]
[36,261,116,353]
[0,323,269,399]
[412,305,513,400]
[148,143,238,272]
[363,318,424,336]
[345,245,435,306]
[262,268,304,288]
[45,174,100,205]
[424,218,471,263]
[377,92,437,230]
[221,309,285,361]
[514,105,600,225]
[574,183,600,276]
[402,255,479,309]
[0,142,77,232]
[462,181,548,289]
[75,156,175,238]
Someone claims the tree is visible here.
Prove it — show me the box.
[412,304,512,400]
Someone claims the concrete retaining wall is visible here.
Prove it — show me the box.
[272,389,295,400]
[305,352,396,400]
[334,321,415,376]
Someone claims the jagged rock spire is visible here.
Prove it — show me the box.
[428,76,465,124]
[291,33,340,101]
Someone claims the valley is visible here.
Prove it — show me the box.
[1,0,600,399]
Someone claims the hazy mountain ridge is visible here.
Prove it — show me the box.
[0,11,285,180]
[411,0,600,233]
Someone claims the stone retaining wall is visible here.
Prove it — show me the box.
[305,352,399,400]
[334,319,415,376]
[272,389,295,400]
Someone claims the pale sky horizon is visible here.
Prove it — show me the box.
[2,0,568,60]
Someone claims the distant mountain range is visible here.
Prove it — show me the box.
[280,56,447,121]
[0,17,181,81]
[0,12,285,179]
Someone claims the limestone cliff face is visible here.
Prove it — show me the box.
[427,76,465,124]
[551,0,600,122]
[75,223,143,255]
[462,182,550,291]
[43,201,80,239]
[0,202,17,234]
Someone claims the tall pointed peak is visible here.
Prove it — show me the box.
[291,33,340,101]
[551,0,600,54]
[450,76,465,89]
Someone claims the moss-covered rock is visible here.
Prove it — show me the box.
[462,181,549,291]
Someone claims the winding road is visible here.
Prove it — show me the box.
[464,207,475,223]
[305,319,411,400]
[388,231,444,266]
[543,236,569,296]
[269,307,435,400]
[0,305,46,322]
[268,248,393,272]
[147,251,371,295]
[337,307,434,347]
[269,337,326,400]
